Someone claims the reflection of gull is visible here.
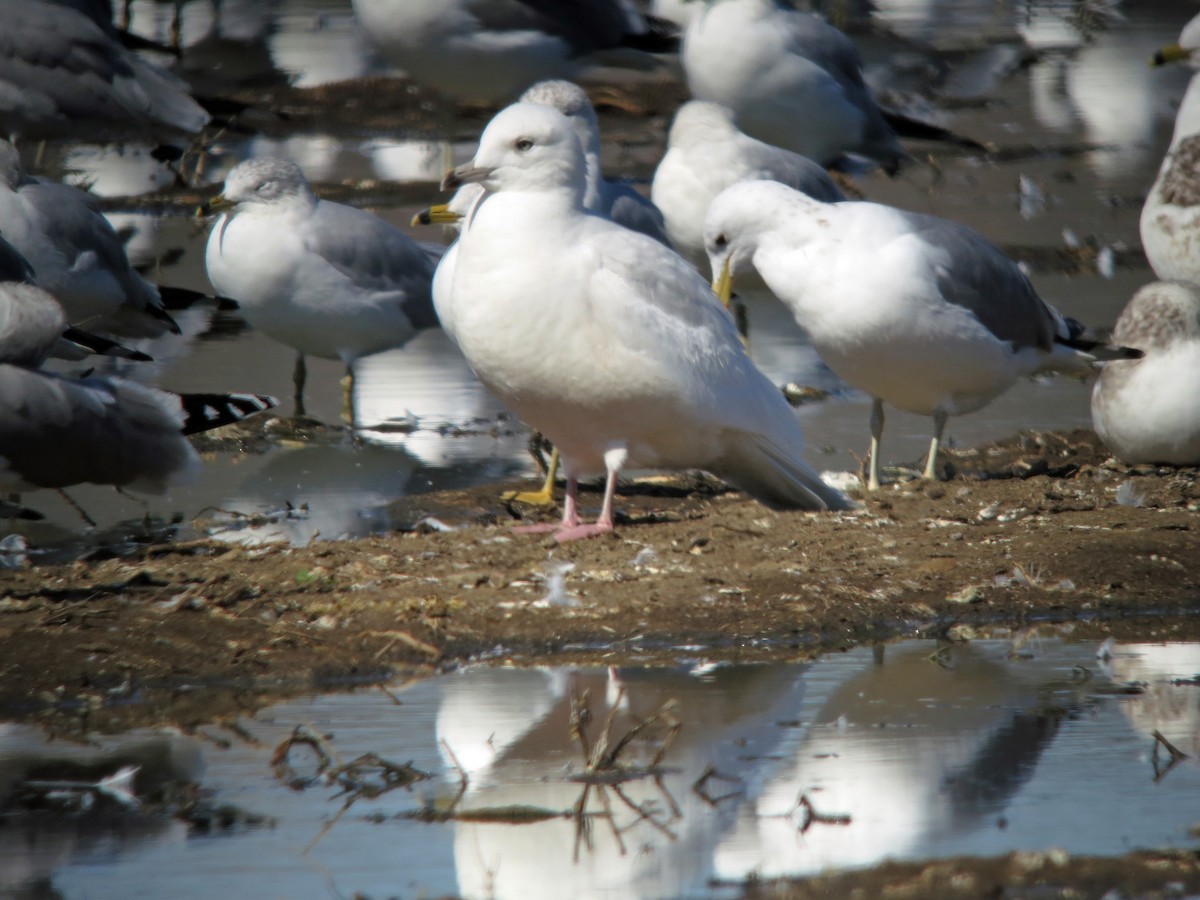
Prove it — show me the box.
[714,642,1066,880]
[445,664,806,900]
[706,180,1132,491]
[651,100,843,267]
[267,0,373,87]
[1141,15,1200,284]
[1102,642,1200,758]
[350,0,678,104]
[204,157,441,421]
[521,80,670,246]
[438,103,849,540]
[1091,281,1200,465]
[0,141,178,339]
[0,0,209,139]
[682,0,905,171]
[213,440,420,545]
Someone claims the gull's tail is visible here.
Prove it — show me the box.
[178,392,278,435]
[882,109,990,153]
[1040,315,1143,376]
[713,433,853,512]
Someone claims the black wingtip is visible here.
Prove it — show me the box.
[60,326,154,362]
[178,392,279,435]
[621,16,682,54]
[882,109,989,152]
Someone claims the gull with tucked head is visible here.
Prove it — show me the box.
[705,179,1138,491]
[1091,281,1200,466]
[434,103,849,541]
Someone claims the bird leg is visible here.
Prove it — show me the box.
[292,353,307,418]
[924,409,948,481]
[341,365,354,426]
[511,466,576,534]
[554,448,624,542]
[867,398,885,491]
[502,446,560,507]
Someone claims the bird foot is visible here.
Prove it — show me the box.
[511,522,560,534]
[501,486,556,508]
[554,522,614,542]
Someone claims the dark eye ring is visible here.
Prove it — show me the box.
[515,138,534,152]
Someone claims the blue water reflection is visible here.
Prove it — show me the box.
[2,637,1196,898]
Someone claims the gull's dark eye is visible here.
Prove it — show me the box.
[714,233,728,248]
[515,138,534,152]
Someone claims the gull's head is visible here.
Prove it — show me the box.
[1112,281,1200,353]
[521,80,601,157]
[211,157,316,213]
[705,179,819,302]
[443,102,586,200]
[668,100,737,150]
[1155,14,1200,67]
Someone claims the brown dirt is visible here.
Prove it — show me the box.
[2,428,1199,737]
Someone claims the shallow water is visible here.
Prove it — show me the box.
[4,0,1196,551]
[2,636,1198,897]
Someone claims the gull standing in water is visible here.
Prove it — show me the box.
[1140,13,1200,285]
[205,157,441,422]
[435,103,850,541]
[705,180,1138,491]
[651,99,843,267]
[1091,281,1200,466]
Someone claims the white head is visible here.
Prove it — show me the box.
[667,100,738,149]
[704,179,827,287]
[442,102,587,202]
[520,80,601,158]
[214,157,316,212]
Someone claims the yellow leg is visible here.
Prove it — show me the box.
[502,447,560,507]
[341,366,354,426]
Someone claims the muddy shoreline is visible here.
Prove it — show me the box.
[2,427,1197,738]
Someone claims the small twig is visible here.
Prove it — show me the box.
[792,793,852,834]
[693,766,744,806]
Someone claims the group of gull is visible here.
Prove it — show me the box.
[3,0,1200,539]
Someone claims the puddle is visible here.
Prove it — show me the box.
[4,1,1197,556]
[2,637,1197,897]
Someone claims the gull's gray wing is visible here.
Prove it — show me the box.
[0,0,208,138]
[905,210,1057,351]
[603,182,672,247]
[308,201,440,328]
[742,141,845,203]
[0,366,197,492]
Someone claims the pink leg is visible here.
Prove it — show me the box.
[555,457,619,542]
[512,472,581,534]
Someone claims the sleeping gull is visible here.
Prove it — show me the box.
[351,0,679,105]
[436,102,850,541]
[0,0,210,140]
[1091,281,1200,466]
[0,140,179,339]
[205,157,441,422]
[1140,13,1200,285]
[683,0,906,171]
[704,179,1138,491]
[682,0,981,173]
[651,99,843,267]
[521,80,670,246]
[0,280,276,497]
